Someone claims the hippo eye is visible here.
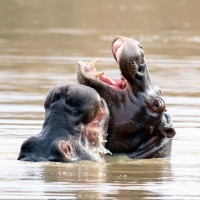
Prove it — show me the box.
[152,98,165,113]
[154,100,159,107]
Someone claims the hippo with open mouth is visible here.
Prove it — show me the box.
[18,84,110,162]
[77,36,176,159]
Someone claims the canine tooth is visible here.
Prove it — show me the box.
[90,59,101,70]
[98,106,104,115]
[122,81,126,88]
[94,72,104,77]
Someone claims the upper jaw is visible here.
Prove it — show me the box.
[77,60,126,91]
[112,36,124,63]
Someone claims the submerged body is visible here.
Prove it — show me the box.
[18,84,110,162]
[77,36,176,159]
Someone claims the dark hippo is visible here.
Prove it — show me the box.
[18,84,110,162]
[77,36,176,159]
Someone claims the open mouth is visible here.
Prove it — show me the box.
[77,38,127,91]
[78,59,126,90]
[82,98,111,157]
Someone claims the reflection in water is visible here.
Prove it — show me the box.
[0,158,174,199]
[0,0,200,199]
[42,162,106,199]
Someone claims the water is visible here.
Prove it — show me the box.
[0,0,200,199]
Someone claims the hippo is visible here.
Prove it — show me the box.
[18,84,110,162]
[77,36,176,159]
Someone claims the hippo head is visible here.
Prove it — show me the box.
[77,36,176,159]
[18,84,110,162]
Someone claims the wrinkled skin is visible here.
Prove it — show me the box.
[18,84,110,162]
[77,36,176,159]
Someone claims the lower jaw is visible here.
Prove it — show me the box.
[151,138,172,158]
[109,138,172,159]
[125,138,172,159]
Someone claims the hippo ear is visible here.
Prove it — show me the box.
[58,140,75,162]
[158,126,176,138]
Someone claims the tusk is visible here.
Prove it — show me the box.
[94,72,104,77]
[90,59,101,70]
[98,106,104,115]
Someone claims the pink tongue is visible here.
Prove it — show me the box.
[112,39,123,63]
[100,75,124,89]
[100,75,116,85]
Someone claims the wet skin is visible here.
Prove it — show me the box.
[77,36,176,159]
[18,84,110,162]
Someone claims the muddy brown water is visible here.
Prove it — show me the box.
[0,1,200,199]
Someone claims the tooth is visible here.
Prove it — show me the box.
[94,72,104,77]
[98,106,104,115]
[90,59,101,70]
